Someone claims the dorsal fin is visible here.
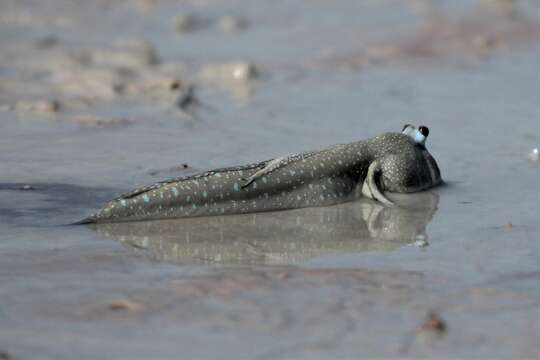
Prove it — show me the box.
[241,150,320,188]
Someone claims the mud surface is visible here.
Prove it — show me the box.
[1,0,540,359]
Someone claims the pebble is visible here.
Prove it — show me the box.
[421,312,447,334]
[108,299,143,311]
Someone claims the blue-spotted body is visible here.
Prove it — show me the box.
[80,125,441,223]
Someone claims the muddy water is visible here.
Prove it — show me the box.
[1,0,540,359]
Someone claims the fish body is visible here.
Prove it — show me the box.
[81,125,441,223]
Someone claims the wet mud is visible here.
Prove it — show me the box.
[1,0,540,359]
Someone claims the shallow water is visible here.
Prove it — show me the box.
[1,0,540,359]
[93,192,439,265]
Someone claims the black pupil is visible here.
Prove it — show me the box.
[419,126,429,137]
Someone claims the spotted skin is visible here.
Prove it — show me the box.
[81,127,441,223]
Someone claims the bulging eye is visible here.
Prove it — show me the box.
[419,126,429,137]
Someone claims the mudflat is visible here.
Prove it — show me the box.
[1,0,540,359]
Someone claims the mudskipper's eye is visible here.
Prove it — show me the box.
[419,126,429,137]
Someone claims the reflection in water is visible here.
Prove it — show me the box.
[92,192,439,265]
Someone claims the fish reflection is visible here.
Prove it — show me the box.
[92,192,439,265]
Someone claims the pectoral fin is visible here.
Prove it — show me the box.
[362,160,395,207]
